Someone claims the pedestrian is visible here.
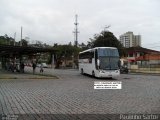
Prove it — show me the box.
[20,62,25,73]
[10,62,15,72]
[62,61,65,69]
[32,62,36,74]
[40,63,44,73]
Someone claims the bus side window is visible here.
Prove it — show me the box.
[89,58,92,63]
[89,51,94,63]
[91,51,94,58]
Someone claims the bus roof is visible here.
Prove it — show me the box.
[79,47,118,54]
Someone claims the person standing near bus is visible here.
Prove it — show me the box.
[32,62,36,74]
[20,62,25,73]
[40,63,44,73]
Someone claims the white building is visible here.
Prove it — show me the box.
[134,35,141,47]
[119,32,141,48]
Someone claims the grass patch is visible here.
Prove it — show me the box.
[0,77,17,79]
[0,70,59,79]
[0,76,58,79]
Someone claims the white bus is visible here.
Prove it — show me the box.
[79,47,120,78]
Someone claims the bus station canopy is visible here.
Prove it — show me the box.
[0,45,56,57]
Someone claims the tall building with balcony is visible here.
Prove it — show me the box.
[119,32,141,48]
[134,35,141,47]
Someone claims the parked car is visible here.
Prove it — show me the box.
[42,63,48,68]
[120,66,128,74]
[37,63,48,68]
[37,64,41,67]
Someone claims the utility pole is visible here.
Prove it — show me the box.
[20,26,23,46]
[73,14,79,47]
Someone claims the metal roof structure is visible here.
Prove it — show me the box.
[0,45,56,57]
[126,46,160,54]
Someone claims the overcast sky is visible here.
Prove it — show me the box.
[0,0,160,50]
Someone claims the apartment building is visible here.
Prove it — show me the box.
[119,32,141,48]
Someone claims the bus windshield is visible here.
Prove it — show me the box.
[97,48,119,70]
[97,48,119,57]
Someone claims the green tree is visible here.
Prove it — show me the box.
[53,44,82,68]
[0,36,6,44]
[0,34,14,45]
[21,39,28,46]
[88,30,124,56]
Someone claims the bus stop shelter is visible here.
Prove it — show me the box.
[0,45,56,69]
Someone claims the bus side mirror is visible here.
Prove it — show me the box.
[118,60,121,68]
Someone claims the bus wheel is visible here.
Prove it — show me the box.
[92,71,95,77]
[81,69,84,74]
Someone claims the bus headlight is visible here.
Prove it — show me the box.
[115,70,119,73]
[100,70,105,73]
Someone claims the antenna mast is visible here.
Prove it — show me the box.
[20,26,23,46]
[73,14,79,47]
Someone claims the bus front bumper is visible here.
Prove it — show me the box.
[97,70,120,78]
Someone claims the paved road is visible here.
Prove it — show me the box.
[0,67,160,119]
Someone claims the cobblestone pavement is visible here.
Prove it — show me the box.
[0,67,160,119]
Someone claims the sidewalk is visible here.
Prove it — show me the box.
[129,71,160,76]
[0,69,58,79]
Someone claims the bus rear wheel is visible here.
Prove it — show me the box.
[81,69,84,74]
[92,71,95,77]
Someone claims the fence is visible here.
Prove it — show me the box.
[130,64,160,74]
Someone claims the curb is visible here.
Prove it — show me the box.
[0,76,58,79]
[0,72,58,80]
[129,72,160,76]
